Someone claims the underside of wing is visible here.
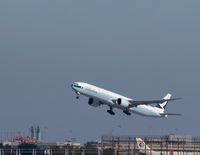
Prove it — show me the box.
[128,98,181,107]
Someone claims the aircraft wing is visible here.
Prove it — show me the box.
[128,98,181,107]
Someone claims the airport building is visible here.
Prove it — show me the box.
[1,135,200,155]
[101,135,200,155]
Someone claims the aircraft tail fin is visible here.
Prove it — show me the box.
[156,93,172,110]
[136,138,150,150]
[136,138,164,155]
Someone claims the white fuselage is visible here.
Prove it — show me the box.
[71,82,165,117]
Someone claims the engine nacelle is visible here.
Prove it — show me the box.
[116,98,130,107]
[117,98,122,105]
[88,98,101,107]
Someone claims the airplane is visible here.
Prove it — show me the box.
[71,82,181,117]
[136,138,180,155]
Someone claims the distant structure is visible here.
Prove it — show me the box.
[101,135,200,155]
[36,126,41,141]
[29,126,42,141]
[30,126,35,139]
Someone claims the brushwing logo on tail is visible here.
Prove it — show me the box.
[139,142,144,147]
[156,93,172,109]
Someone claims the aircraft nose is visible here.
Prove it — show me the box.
[71,82,80,89]
[71,83,75,89]
[71,82,77,89]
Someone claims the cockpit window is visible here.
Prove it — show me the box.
[74,85,82,88]
[72,83,83,89]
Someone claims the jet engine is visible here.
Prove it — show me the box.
[88,98,101,107]
[117,98,122,105]
[116,98,130,107]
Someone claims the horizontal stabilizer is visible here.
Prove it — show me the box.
[160,113,182,117]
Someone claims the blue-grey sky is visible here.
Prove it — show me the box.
[0,1,200,143]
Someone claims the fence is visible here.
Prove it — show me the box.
[1,136,200,155]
